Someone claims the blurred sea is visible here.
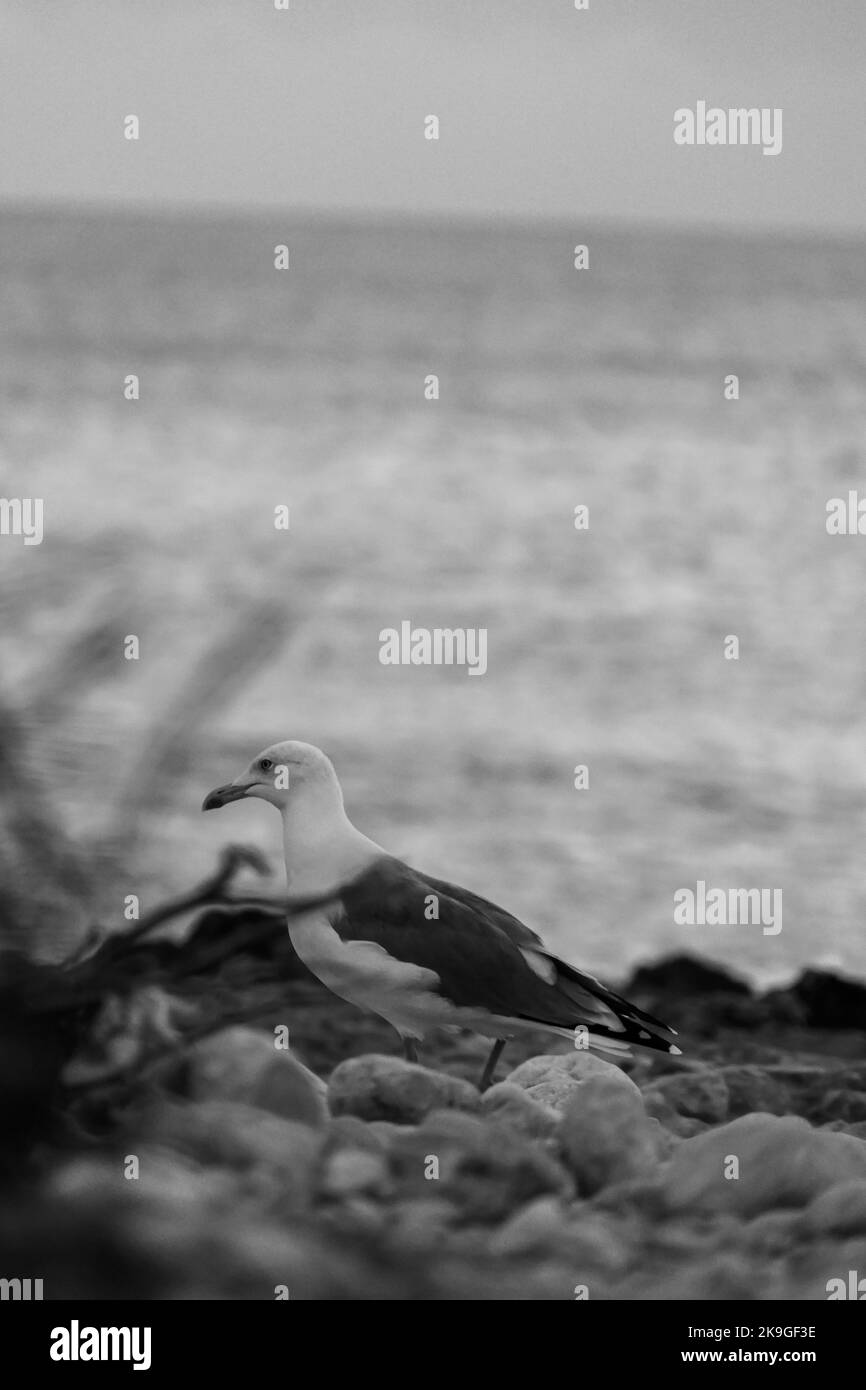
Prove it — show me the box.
[3,205,866,984]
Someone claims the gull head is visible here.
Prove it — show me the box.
[202,740,341,815]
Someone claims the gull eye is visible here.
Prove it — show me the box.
[259,758,273,772]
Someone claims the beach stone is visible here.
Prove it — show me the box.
[323,1115,387,1154]
[489,1196,569,1255]
[805,1081,866,1126]
[145,1098,320,1209]
[387,1197,460,1253]
[48,1150,231,1214]
[565,1210,634,1275]
[188,1027,327,1126]
[719,1064,791,1118]
[643,1068,729,1125]
[802,1180,866,1236]
[559,1074,658,1194]
[652,1251,759,1302]
[323,1196,385,1236]
[480,1082,560,1138]
[647,1117,679,1161]
[642,1089,707,1138]
[743,1210,798,1256]
[662,1113,866,1217]
[387,1108,571,1222]
[367,1120,416,1147]
[319,1148,391,1202]
[328,1055,480,1124]
[504,1052,640,1114]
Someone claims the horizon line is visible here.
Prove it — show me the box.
[1,193,864,248]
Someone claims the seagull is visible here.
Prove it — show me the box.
[202,741,679,1089]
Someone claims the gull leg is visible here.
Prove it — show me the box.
[403,1038,419,1064]
[479,1039,506,1092]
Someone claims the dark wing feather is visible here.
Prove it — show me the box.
[423,871,677,1042]
[286,857,679,1054]
[330,858,559,1019]
[421,871,546,950]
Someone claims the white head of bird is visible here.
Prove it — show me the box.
[202,740,380,890]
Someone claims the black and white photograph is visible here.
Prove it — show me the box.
[1,0,866,1341]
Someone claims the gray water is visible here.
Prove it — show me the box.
[2,205,866,983]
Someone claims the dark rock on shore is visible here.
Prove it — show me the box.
[625,954,753,999]
[766,969,866,1030]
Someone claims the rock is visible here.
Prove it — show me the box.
[144,1099,321,1211]
[504,1052,641,1115]
[761,991,808,1026]
[480,1082,560,1138]
[324,1115,387,1153]
[815,1091,866,1125]
[593,1174,666,1212]
[388,1109,571,1222]
[763,1063,827,1084]
[320,1195,385,1236]
[620,956,764,1039]
[188,1027,327,1126]
[559,1074,658,1194]
[798,1072,866,1125]
[642,1089,707,1138]
[327,1055,480,1124]
[770,969,866,1029]
[387,1197,460,1253]
[564,1210,634,1275]
[642,1069,729,1125]
[367,1121,416,1147]
[719,1065,791,1118]
[650,1251,760,1302]
[747,1063,866,1124]
[624,954,752,998]
[647,1117,678,1162]
[489,1197,568,1255]
[662,1113,866,1217]
[319,1148,391,1201]
[48,1149,230,1212]
[801,1180,866,1236]
[743,1210,797,1256]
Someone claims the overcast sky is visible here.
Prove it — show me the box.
[2,0,865,232]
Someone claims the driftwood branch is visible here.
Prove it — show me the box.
[110,843,273,948]
[58,844,282,1006]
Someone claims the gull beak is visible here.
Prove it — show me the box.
[201,780,253,812]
